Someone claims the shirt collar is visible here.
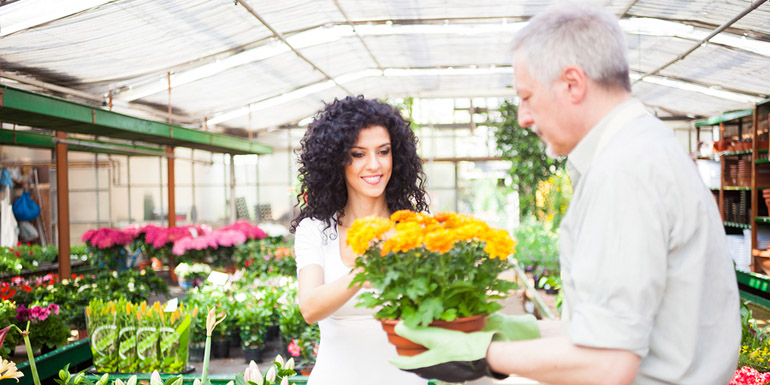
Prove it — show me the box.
[566,98,640,186]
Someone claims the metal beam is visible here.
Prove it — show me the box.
[634,0,769,84]
[332,0,384,71]
[234,0,351,95]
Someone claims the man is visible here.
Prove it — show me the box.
[391,4,741,384]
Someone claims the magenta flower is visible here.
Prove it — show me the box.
[47,303,60,315]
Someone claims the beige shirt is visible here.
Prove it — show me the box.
[560,99,741,384]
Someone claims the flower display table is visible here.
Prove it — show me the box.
[14,338,92,385]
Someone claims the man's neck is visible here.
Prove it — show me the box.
[582,87,632,132]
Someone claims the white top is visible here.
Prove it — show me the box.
[294,217,427,385]
[561,99,741,384]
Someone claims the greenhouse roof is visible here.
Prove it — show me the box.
[1,0,769,136]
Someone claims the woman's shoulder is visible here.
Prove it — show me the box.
[296,217,337,236]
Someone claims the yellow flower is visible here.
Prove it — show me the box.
[0,359,23,382]
[424,229,456,254]
[347,216,393,254]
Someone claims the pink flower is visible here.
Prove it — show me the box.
[81,229,96,242]
[47,303,60,315]
[287,339,301,357]
[213,229,247,247]
[729,366,770,385]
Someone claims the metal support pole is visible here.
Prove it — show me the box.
[126,156,132,224]
[167,146,176,228]
[166,146,176,282]
[94,153,100,225]
[229,154,236,223]
[55,131,70,278]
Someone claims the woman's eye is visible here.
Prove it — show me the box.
[379,149,390,155]
[351,152,364,158]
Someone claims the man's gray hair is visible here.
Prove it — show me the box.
[512,4,631,92]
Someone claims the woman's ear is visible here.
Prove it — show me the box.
[561,66,587,104]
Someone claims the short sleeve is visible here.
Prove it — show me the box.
[566,171,667,358]
[294,218,325,272]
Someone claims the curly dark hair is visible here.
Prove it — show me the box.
[290,95,428,234]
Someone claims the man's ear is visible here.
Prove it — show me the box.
[562,66,587,103]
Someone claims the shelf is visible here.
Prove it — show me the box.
[723,186,751,191]
[756,159,770,164]
[725,221,751,229]
[755,217,770,224]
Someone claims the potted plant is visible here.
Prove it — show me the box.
[235,291,272,363]
[348,210,517,355]
[15,302,70,354]
[173,263,212,290]
[81,227,135,270]
[286,324,319,375]
[512,217,560,285]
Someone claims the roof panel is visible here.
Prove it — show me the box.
[0,0,271,85]
[628,0,770,39]
[241,0,343,34]
[661,45,770,97]
[138,54,326,116]
[632,81,752,117]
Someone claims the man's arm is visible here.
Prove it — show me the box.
[486,336,640,385]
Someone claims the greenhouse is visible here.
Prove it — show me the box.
[1,0,769,384]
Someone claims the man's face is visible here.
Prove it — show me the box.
[513,57,574,157]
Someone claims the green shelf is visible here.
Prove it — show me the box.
[737,270,770,310]
[756,159,770,164]
[725,221,751,229]
[723,186,751,191]
[756,217,770,224]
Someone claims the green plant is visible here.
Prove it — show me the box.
[513,217,560,279]
[234,236,296,277]
[15,302,70,352]
[234,290,273,349]
[86,299,195,373]
[349,211,517,328]
[174,263,211,288]
[238,355,296,385]
[738,302,770,371]
[493,99,566,220]
[0,300,19,359]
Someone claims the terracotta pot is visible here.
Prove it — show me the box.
[379,314,488,357]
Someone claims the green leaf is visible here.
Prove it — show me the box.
[235,374,248,385]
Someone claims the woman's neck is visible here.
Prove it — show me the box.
[340,197,389,226]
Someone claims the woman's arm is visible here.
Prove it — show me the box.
[297,264,363,324]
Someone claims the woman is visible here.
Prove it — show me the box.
[290,95,429,385]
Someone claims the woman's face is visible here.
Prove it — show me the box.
[344,125,392,203]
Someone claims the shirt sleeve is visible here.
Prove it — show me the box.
[566,170,668,358]
[294,218,325,273]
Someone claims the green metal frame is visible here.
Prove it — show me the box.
[0,85,271,155]
[12,339,92,385]
[694,109,754,127]
[0,128,166,156]
[737,270,770,309]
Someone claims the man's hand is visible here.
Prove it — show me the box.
[389,313,540,382]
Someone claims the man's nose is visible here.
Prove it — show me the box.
[518,109,534,128]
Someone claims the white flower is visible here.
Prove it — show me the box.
[244,361,263,384]
[150,371,162,385]
[280,377,288,385]
[235,292,247,302]
[265,367,276,384]
[285,357,294,371]
[193,379,201,385]
[275,355,284,367]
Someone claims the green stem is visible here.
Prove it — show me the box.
[201,334,212,385]
[12,323,41,385]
